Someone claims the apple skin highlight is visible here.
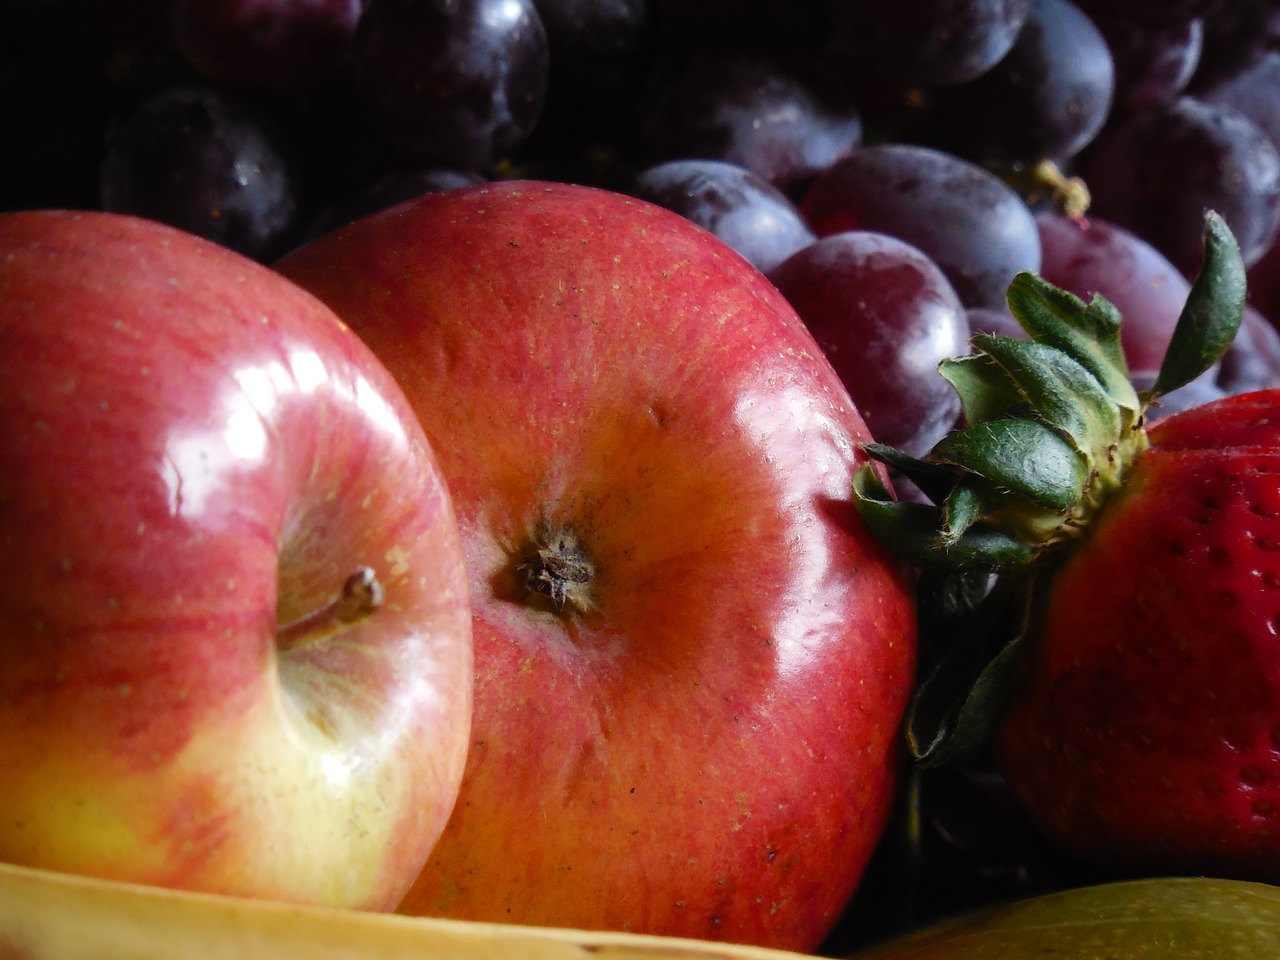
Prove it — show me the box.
[0,210,474,911]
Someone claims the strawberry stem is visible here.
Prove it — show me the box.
[855,210,1247,765]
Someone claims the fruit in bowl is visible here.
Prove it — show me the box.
[0,209,473,911]
[276,179,918,951]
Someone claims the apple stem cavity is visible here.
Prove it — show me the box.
[276,565,386,650]
[517,526,594,615]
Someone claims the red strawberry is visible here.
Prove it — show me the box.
[1000,389,1280,877]
[854,211,1280,880]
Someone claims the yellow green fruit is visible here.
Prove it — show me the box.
[852,877,1280,959]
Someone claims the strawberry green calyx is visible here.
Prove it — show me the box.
[854,210,1247,765]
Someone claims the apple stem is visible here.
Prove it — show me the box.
[517,525,594,615]
[276,566,385,649]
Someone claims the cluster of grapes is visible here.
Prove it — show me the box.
[9,0,1280,452]
[7,0,1280,945]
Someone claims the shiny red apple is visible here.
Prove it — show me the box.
[277,180,917,951]
[0,210,473,910]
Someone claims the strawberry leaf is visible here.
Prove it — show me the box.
[853,465,1036,571]
[1006,274,1140,413]
[861,444,936,477]
[930,419,1088,511]
[908,581,1033,765]
[941,482,986,544]
[972,334,1121,463]
[939,352,1027,426]
[862,442,958,505]
[1150,210,1247,398]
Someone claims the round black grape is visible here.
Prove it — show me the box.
[99,86,299,261]
[1190,0,1280,89]
[1092,12,1202,116]
[768,230,969,457]
[1199,51,1280,158]
[171,0,363,92]
[1217,306,1280,395]
[825,0,1031,88]
[354,0,550,170]
[966,306,1027,341]
[305,166,488,241]
[633,54,862,198]
[928,0,1115,167]
[801,144,1042,310]
[1130,367,1226,422]
[1079,95,1280,274]
[535,0,650,98]
[629,159,815,274]
[1249,234,1280,330]
[519,0,652,155]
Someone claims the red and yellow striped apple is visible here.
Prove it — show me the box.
[277,180,917,950]
[0,210,473,910]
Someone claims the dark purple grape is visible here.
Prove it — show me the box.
[928,0,1114,167]
[171,0,362,92]
[353,0,550,169]
[633,54,862,198]
[1035,211,1192,372]
[768,231,970,456]
[629,159,815,274]
[99,86,299,261]
[1199,51,1280,157]
[965,306,1028,341]
[525,0,651,151]
[1249,234,1280,329]
[1191,0,1280,91]
[801,144,1042,310]
[1079,96,1280,274]
[534,0,650,94]
[825,0,1031,88]
[1091,13,1202,115]
[1217,305,1280,395]
[268,66,407,207]
[305,166,487,240]
[1131,367,1227,421]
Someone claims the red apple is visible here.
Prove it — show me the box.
[0,210,473,910]
[276,180,917,950]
